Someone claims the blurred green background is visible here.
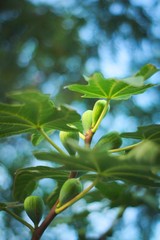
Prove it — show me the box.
[0,0,160,239]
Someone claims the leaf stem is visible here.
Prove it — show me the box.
[109,141,142,153]
[4,202,24,208]
[39,127,67,155]
[92,99,110,133]
[4,208,34,232]
[55,179,97,214]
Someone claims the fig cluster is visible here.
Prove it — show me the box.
[82,100,110,134]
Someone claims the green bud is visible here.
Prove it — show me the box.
[82,110,93,133]
[59,131,79,155]
[58,178,82,207]
[92,100,108,127]
[95,131,122,150]
[24,196,44,227]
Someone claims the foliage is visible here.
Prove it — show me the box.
[0,91,81,138]
[1,0,160,101]
[0,64,160,239]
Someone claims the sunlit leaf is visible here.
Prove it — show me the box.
[134,64,159,80]
[66,64,158,100]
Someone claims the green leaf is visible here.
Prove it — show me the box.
[13,166,68,201]
[34,144,119,172]
[95,181,142,207]
[103,141,160,187]
[96,181,127,201]
[96,182,158,209]
[34,141,160,187]
[66,64,158,100]
[121,124,160,144]
[134,63,159,80]
[0,91,81,138]
[125,141,160,165]
[34,150,97,172]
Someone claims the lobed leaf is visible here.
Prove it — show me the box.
[95,181,159,209]
[0,91,82,138]
[34,141,160,188]
[34,143,120,172]
[66,64,158,100]
[121,124,160,144]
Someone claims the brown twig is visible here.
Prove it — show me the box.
[68,171,78,178]
[31,200,59,240]
[84,129,94,146]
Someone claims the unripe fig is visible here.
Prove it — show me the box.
[59,131,79,155]
[58,178,82,206]
[24,196,44,227]
[92,100,108,127]
[82,110,93,133]
[94,131,122,150]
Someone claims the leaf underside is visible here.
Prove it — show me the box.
[34,141,160,190]
[0,91,82,138]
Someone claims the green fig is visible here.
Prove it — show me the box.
[58,178,82,207]
[94,131,122,150]
[82,110,93,133]
[92,100,109,128]
[59,131,79,155]
[24,196,44,227]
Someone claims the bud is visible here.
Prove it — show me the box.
[92,100,108,128]
[24,196,44,227]
[59,131,79,155]
[58,178,82,207]
[82,110,93,134]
